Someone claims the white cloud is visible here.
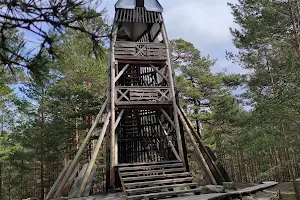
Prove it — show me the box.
[102,0,244,74]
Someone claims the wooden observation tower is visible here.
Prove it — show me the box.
[46,0,230,199]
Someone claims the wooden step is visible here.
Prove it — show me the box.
[126,183,200,195]
[121,167,186,177]
[117,160,180,168]
[123,172,191,182]
[127,188,202,200]
[125,177,194,188]
[118,163,183,172]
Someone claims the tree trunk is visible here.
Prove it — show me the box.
[40,95,45,200]
[0,163,3,200]
[74,103,79,150]
[288,0,300,59]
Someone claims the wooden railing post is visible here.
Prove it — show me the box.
[110,26,118,187]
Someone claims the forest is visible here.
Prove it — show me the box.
[1,0,300,199]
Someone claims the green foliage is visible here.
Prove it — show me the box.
[226,0,300,182]
[0,10,109,199]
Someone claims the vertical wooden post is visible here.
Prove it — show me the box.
[106,52,111,192]
[161,23,185,164]
[110,26,118,187]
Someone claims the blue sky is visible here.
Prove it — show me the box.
[101,0,244,75]
[23,0,244,75]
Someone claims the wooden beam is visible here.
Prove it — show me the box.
[45,160,71,200]
[53,99,108,198]
[115,109,124,166]
[161,23,185,164]
[79,112,111,197]
[177,106,217,185]
[160,108,175,129]
[110,26,118,178]
[178,105,225,183]
[115,109,125,128]
[114,64,129,83]
[158,119,181,161]
[106,51,111,192]
[149,64,169,83]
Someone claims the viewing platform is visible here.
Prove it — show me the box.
[115,86,172,107]
[115,41,167,61]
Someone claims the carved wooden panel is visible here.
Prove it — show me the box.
[116,87,171,105]
[115,42,167,61]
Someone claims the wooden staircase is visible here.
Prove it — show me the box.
[117,160,203,200]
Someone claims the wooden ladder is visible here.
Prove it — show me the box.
[117,160,203,200]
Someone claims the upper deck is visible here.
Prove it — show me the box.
[115,41,167,61]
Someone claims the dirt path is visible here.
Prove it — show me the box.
[250,182,295,200]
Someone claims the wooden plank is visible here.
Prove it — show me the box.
[121,167,186,177]
[115,109,125,128]
[161,23,185,164]
[68,163,88,198]
[178,105,226,184]
[115,41,165,48]
[115,64,129,83]
[61,163,80,197]
[125,177,194,188]
[149,64,169,83]
[177,107,217,185]
[130,97,158,101]
[79,112,111,196]
[115,50,136,55]
[116,101,172,106]
[117,86,170,89]
[118,163,183,172]
[110,28,118,184]
[117,160,180,167]
[123,172,191,182]
[130,94,158,97]
[115,46,136,50]
[45,160,72,200]
[115,55,167,61]
[130,92,158,96]
[126,183,199,195]
[227,181,278,195]
[158,119,181,160]
[115,48,136,52]
[117,59,166,66]
[160,108,176,129]
[53,99,108,198]
[115,42,136,48]
[127,188,202,200]
[82,164,97,197]
[169,193,229,200]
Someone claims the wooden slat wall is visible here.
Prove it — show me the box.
[115,8,162,23]
[118,110,171,164]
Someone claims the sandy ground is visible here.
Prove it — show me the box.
[70,182,296,200]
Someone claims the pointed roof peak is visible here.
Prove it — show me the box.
[115,0,163,12]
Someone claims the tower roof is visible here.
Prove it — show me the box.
[115,0,163,12]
